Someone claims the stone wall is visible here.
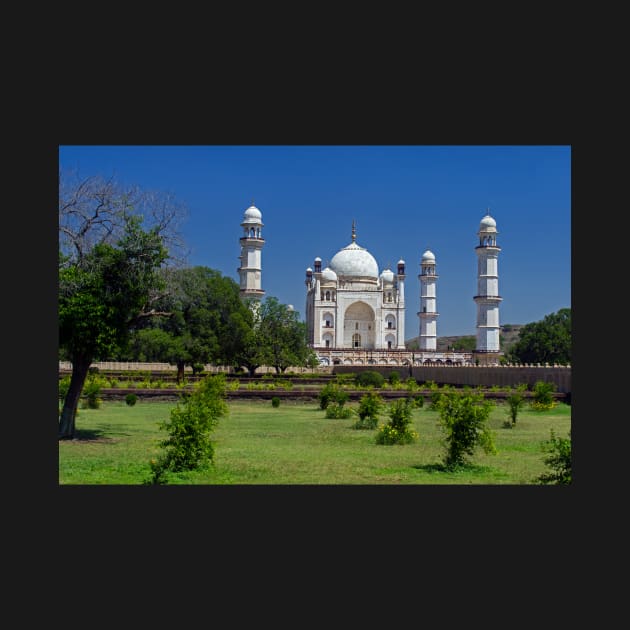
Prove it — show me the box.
[332,364,572,393]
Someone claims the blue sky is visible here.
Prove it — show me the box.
[58,145,571,338]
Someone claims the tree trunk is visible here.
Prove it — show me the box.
[58,355,92,440]
[177,360,185,384]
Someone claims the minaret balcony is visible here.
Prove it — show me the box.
[473,295,503,301]
[240,237,265,244]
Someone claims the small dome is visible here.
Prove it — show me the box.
[243,204,262,223]
[397,259,405,266]
[306,267,313,274]
[421,250,435,262]
[380,268,395,283]
[314,257,322,262]
[321,267,338,282]
[330,241,379,280]
[479,214,497,231]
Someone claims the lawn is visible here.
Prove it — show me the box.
[58,399,571,485]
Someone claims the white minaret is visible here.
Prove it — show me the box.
[418,249,438,351]
[396,259,406,349]
[238,202,265,301]
[474,211,502,360]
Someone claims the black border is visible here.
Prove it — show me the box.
[46,89,592,574]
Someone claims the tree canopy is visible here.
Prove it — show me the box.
[126,266,253,379]
[507,308,571,365]
[58,172,185,439]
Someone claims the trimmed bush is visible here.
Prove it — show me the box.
[125,393,138,406]
[271,396,280,408]
[355,371,385,388]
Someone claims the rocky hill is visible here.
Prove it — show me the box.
[406,324,524,352]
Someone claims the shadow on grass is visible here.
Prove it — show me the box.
[61,428,110,442]
[411,463,496,475]
[61,425,131,442]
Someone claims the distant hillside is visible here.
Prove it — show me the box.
[406,324,524,352]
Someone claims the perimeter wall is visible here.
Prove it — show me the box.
[333,365,571,393]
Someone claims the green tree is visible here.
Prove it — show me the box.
[255,297,312,374]
[59,173,185,439]
[147,374,228,484]
[508,308,571,365]
[127,266,253,381]
[452,336,476,352]
[435,391,496,469]
[537,429,571,484]
[59,220,168,439]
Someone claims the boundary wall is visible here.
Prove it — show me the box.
[333,365,571,393]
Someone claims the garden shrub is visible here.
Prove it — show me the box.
[325,402,353,419]
[375,399,418,445]
[146,374,228,484]
[434,391,496,469]
[531,380,556,410]
[405,377,419,392]
[352,392,383,429]
[59,375,71,400]
[125,393,138,406]
[319,383,349,410]
[505,383,528,427]
[81,375,104,409]
[355,371,385,388]
[536,429,571,484]
[271,396,280,408]
[388,371,400,385]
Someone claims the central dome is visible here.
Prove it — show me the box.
[330,242,379,279]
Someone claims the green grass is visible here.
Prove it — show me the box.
[58,399,571,485]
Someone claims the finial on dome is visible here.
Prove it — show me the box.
[351,219,356,242]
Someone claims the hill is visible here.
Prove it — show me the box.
[406,324,524,352]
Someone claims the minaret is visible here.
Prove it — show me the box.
[418,249,438,351]
[237,202,265,301]
[473,211,502,363]
[396,258,406,348]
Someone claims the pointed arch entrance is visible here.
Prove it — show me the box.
[343,301,375,349]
